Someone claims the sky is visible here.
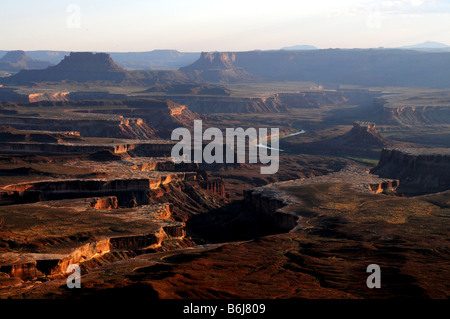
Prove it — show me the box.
[1,0,450,52]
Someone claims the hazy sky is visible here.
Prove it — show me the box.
[1,0,449,52]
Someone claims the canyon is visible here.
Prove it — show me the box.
[0,49,448,301]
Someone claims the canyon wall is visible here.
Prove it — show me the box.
[0,116,155,140]
[374,98,450,126]
[243,188,299,231]
[0,140,174,157]
[164,90,365,114]
[0,224,185,280]
[371,148,450,194]
[1,173,198,205]
[164,95,287,113]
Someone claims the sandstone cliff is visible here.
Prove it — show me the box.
[370,148,450,194]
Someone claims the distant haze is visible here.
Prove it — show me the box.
[281,45,318,50]
[0,0,450,52]
[400,41,449,49]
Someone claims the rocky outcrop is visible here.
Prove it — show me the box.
[371,148,450,194]
[28,92,70,103]
[163,224,186,238]
[0,255,41,280]
[368,180,399,194]
[338,121,392,148]
[89,196,118,209]
[201,178,226,198]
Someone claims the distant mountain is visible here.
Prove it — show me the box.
[3,52,127,84]
[281,45,317,50]
[4,49,450,88]
[180,49,450,87]
[400,41,449,49]
[0,50,52,72]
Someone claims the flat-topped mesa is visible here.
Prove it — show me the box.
[58,52,125,72]
[181,52,236,71]
[371,147,450,195]
[4,52,127,84]
[200,178,227,198]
